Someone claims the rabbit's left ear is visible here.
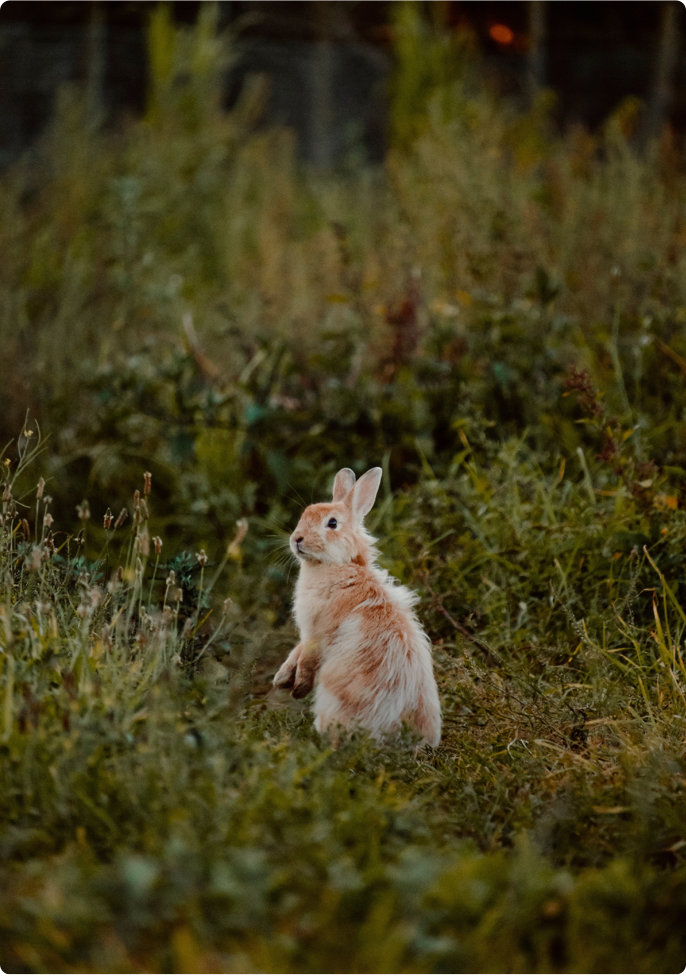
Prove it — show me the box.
[332,467,356,502]
[351,467,382,523]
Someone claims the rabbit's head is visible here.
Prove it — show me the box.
[290,467,382,566]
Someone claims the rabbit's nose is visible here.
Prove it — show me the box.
[295,535,304,544]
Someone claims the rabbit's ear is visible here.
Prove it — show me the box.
[351,467,382,523]
[332,467,356,502]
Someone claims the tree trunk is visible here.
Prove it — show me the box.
[527,0,546,107]
[310,0,334,169]
[85,0,106,129]
[642,1,680,145]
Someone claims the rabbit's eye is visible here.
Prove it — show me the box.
[327,518,338,529]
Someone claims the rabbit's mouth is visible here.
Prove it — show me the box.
[292,538,318,561]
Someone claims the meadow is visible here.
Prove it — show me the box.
[1,5,686,971]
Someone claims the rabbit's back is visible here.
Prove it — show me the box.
[314,571,441,744]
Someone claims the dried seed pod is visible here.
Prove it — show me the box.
[144,471,152,495]
[114,508,128,529]
[103,507,113,529]
[153,536,163,555]
[132,489,141,526]
[102,623,112,651]
[2,485,12,504]
[227,518,249,560]
[37,478,45,500]
[116,566,124,582]
[140,499,149,521]
[44,512,54,528]
[74,530,85,546]
[196,549,208,567]
[76,500,91,522]
[166,570,176,586]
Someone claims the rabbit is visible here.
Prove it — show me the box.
[273,466,441,747]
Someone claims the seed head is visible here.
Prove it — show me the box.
[144,472,152,495]
[135,527,150,557]
[166,570,176,586]
[114,508,128,529]
[153,535,163,555]
[227,518,249,560]
[196,549,208,567]
[222,597,233,614]
[44,512,54,528]
[77,500,91,522]
[140,499,149,521]
[28,546,43,572]
[116,566,124,582]
[132,490,141,525]
[74,530,85,547]
[37,478,45,500]
[3,485,12,504]
[103,507,113,529]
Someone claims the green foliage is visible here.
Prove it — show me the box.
[1,5,686,972]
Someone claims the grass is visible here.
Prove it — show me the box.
[1,3,686,972]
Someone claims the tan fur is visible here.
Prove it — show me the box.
[273,467,442,747]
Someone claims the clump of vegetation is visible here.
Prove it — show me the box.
[1,3,686,972]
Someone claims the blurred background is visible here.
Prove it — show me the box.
[4,9,686,972]
[0,0,685,551]
[1,1,685,168]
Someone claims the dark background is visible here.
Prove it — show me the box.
[0,0,684,167]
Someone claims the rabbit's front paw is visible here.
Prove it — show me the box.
[291,647,320,699]
[273,650,299,690]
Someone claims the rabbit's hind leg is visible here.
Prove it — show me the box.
[413,687,442,747]
[313,684,349,746]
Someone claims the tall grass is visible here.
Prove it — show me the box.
[1,4,686,971]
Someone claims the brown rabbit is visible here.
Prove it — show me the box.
[273,467,441,746]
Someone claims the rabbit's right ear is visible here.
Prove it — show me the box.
[351,467,382,524]
[332,467,356,502]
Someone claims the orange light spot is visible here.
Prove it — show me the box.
[490,23,514,45]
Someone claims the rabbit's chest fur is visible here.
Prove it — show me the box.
[293,561,417,655]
